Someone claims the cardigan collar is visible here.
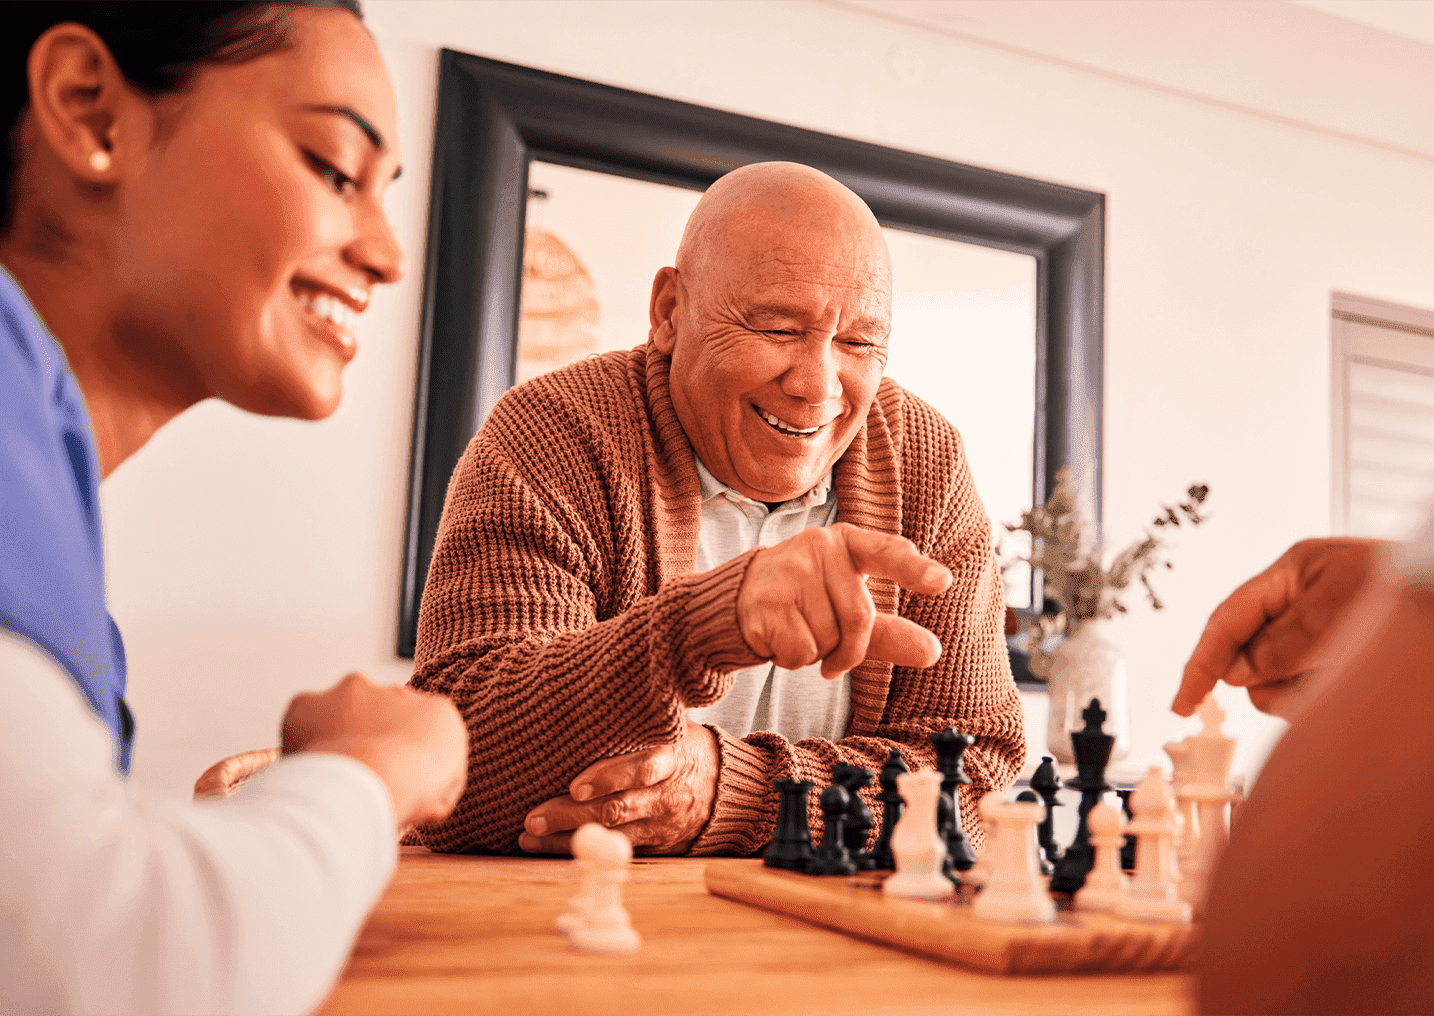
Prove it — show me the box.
[636,341,905,736]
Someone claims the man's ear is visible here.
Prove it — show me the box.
[648,266,681,354]
[24,23,137,185]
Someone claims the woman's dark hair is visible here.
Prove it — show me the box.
[1,1,363,231]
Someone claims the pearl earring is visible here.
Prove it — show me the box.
[88,150,111,172]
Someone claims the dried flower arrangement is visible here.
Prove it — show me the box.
[1003,466,1209,676]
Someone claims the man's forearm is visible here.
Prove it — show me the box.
[412,553,764,853]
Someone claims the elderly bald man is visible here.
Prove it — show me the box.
[410,162,1025,856]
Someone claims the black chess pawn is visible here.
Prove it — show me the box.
[1015,790,1052,876]
[1049,698,1115,895]
[1030,755,1064,872]
[870,749,908,870]
[1115,788,1137,872]
[806,783,858,876]
[833,764,877,870]
[764,778,815,870]
[932,728,978,883]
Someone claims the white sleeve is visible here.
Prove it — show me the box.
[0,628,397,1016]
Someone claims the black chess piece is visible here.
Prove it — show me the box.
[764,778,815,870]
[932,728,977,884]
[870,749,908,870]
[1015,790,1052,876]
[1049,698,1115,895]
[833,764,877,870]
[1115,788,1137,872]
[806,783,858,876]
[1030,755,1064,873]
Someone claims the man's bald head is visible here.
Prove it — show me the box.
[649,162,896,503]
[673,162,891,299]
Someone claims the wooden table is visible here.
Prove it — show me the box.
[319,846,1194,1016]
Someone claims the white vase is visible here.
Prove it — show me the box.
[1044,618,1129,765]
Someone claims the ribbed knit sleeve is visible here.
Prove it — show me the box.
[410,351,766,853]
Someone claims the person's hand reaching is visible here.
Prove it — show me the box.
[1173,538,1386,718]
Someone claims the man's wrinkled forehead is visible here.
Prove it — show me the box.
[744,245,889,285]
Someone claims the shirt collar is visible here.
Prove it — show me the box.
[693,457,834,512]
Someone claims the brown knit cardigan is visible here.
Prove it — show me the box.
[410,342,1025,855]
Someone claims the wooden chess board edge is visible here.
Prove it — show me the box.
[703,860,1197,976]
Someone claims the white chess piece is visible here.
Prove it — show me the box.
[1164,740,1202,904]
[971,793,1056,924]
[883,770,954,900]
[563,823,641,955]
[1185,695,1237,912]
[555,834,600,935]
[1077,802,1128,913]
[1115,768,1191,923]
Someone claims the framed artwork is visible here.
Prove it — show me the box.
[398,50,1104,659]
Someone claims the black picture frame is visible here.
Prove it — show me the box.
[398,49,1105,660]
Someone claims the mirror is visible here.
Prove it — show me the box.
[400,51,1103,657]
[517,161,1037,604]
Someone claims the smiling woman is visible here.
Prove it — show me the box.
[0,3,464,1014]
[2,1,406,460]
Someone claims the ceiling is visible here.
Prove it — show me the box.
[1287,0,1434,49]
[827,0,1434,163]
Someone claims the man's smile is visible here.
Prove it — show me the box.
[752,403,827,438]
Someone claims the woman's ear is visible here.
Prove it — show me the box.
[24,23,137,185]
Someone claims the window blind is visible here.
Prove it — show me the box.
[1333,298,1434,540]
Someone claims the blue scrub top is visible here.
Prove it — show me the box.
[0,267,132,773]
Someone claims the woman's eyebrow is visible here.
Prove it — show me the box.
[302,103,385,151]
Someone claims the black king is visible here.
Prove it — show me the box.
[1049,698,1115,895]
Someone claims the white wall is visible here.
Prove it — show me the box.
[102,0,1434,797]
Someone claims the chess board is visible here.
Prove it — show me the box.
[703,859,1196,976]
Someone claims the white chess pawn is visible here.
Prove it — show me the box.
[563,823,641,955]
[883,770,954,900]
[1164,740,1201,904]
[1077,802,1128,913]
[1115,768,1191,924]
[971,793,1056,924]
[555,832,600,935]
[1185,695,1237,911]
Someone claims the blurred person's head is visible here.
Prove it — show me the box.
[649,161,892,503]
[0,1,405,453]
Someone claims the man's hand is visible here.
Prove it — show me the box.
[739,523,953,678]
[1173,538,1386,718]
[282,672,469,831]
[520,719,719,855]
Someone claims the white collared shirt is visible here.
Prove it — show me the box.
[685,459,851,742]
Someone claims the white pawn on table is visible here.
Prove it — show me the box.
[1077,801,1128,912]
[556,822,642,955]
